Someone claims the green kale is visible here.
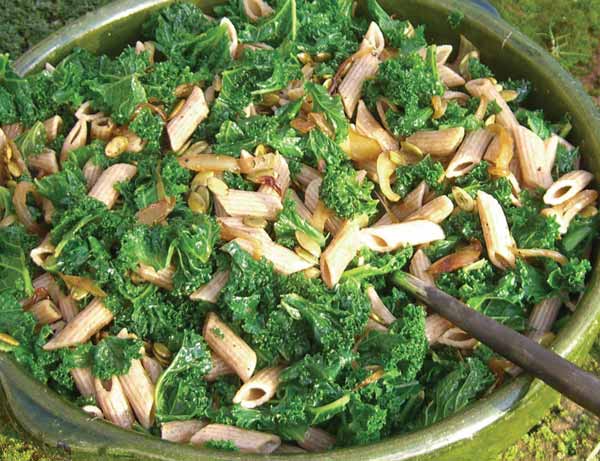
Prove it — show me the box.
[560,215,599,258]
[129,107,164,154]
[321,163,378,219]
[467,57,494,79]
[14,121,47,159]
[155,331,213,422]
[342,247,413,283]
[432,100,483,132]
[501,78,532,109]
[0,224,38,298]
[367,0,426,53]
[232,0,297,46]
[515,108,553,140]
[35,156,89,211]
[222,171,255,191]
[506,191,560,249]
[442,210,484,242]
[203,440,239,451]
[274,192,326,249]
[454,161,513,208]
[552,144,579,179]
[303,129,347,168]
[393,156,445,199]
[448,10,465,29]
[305,81,349,142]
[547,258,591,295]
[140,60,198,113]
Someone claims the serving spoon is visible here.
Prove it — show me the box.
[392,271,600,417]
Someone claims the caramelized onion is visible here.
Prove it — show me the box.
[13,181,44,235]
[428,241,483,276]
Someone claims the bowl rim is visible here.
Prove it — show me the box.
[3,0,600,460]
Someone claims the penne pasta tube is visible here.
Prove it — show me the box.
[366,318,389,333]
[221,18,239,59]
[406,127,465,157]
[528,297,561,333]
[356,100,398,152]
[190,270,230,302]
[409,249,435,285]
[438,328,477,349]
[136,264,175,290]
[295,164,321,189]
[304,178,321,212]
[375,181,428,226]
[162,420,208,443]
[60,119,87,163]
[43,298,113,350]
[477,191,516,269]
[33,273,80,322]
[276,444,308,454]
[190,424,281,454]
[2,122,23,139]
[94,377,135,429]
[215,190,282,221]
[141,356,163,384]
[74,101,105,122]
[71,368,95,398]
[320,220,361,288]
[218,216,271,243]
[118,357,155,429]
[543,134,560,181]
[405,195,454,224]
[446,129,495,178]
[204,352,235,382]
[541,189,598,234]
[513,125,553,189]
[29,299,62,325]
[428,241,483,276]
[465,79,518,132]
[418,44,454,64]
[167,86,209,152]
[438,65,466,88]
[203,312,257,382]
[178,153,240,173]
[425,314,453,345]
[287,189,312,221]
[243,0,273,21]
[232,237,314,275]
[32,273,61,303]
[83,160,103,190]
[298,427,336,452]
[338,22,384,117]
[29,149,59,175]
[90,116,115,141]
[361,220,445,253]
[366,286,396,325]
[543,170,594,206]
[258,154,290,197]
[88,163,137,209]
[233,366,284,408]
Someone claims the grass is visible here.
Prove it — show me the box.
[0,1,599,461]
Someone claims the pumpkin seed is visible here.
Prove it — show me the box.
[105,136,129,158]
[452,186,475,212]
[295,247,319,265]
[153,342,172,361]
[82,405,104,419]
[295,231,321,258]
[401,141,423,157]
[243,217,268,228]
[501,90,519,103]
[188,189,210,214]
[191,171,215,190]
[0,333,19,347]
[297,52,312,65]
[581,205,598,218]
[262,93,280,106]
[303,267,321,279]
[315,52,332,62]
[207,177,229,196]
[185,141,210,156]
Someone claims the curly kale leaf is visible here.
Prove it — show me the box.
[342,247,413,283]
[552,144,580,180]
[393,156,445,198]
[129,107,164,154]
[467,57,494,80]
[0,224,38,298]
[274,192,326,249]
[321,163,378,219]
[454,161,513,208]
[305,81,349,142]
[506,191,560,249]
[515,108,553,140]
[366,0,426,53]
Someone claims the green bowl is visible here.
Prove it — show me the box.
[3,0,600,460]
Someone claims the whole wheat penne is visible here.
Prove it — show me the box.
[446,129,494,178]
[167,86,209,152]
[529,297,561,333]
[232,237,314,275]
[60,119,87,163]
[29,299,62,325]
[43,298,113,350]
[438,65,466,88]
[33,273,61,303]
[543,134,559,181]
[477,191,516,269]
[218,216,271,243]
[162,420,208,443]
[543,170,594,206]
[29,149,59,175]
[118,357,155,429]
[94,377,135,429]
[298,427,336,452]
[366,318,389,333]
[295,164,321,189]
[288,189,312,221]
[2,122,23,139]
[258,154,290,197]
[136,264,175,290]
[203,312,257,382]
[190,270,230,302]
[443,90,470,103]
[513,125,553,189]
[356,101,398,152]
[418,44,454,64]
[204,352,236,382]
[215,190,282,220]
[178,153,240,173]
[374,181,428,226]
[361,220,445,253]
[88,163,137,209]
[303,179,346,235]
[74,101,105,122]
[233,366,284,408]
[304,178,322,212]
[243,0,273,21]
[438,328,477,349]
[406,127,465,157]
[339,22,384,117]
[90,116,115,141]
[465,79,518,132]
[409,249,435,285]
[83,160,103,190]
[425,314,453,345]
[71,368,95,398]
[141,356,163,384]
[33,273,80,322]
[366,286,396,325]
[276,444,308,454]
[135,41,156,62]
[541,190,598,234]
[320,220,361,288]
[405,195,454,224]
[190,424,281,454]
[220,18,239,59]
